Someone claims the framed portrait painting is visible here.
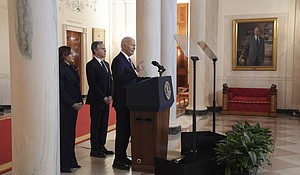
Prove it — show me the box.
[92,28,105,43]
[232,18,278,71]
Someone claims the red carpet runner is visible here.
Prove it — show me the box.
[75,104,116,143]
[0,117,12,174]
[0,104,116,174]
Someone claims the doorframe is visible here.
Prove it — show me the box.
[63,24,88,95]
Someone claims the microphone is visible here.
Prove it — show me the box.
[151,61,166,76]
[151,61,164,70]
[151,61,161,68]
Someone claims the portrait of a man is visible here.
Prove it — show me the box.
[239,26,265,66]
[232,18,278,71]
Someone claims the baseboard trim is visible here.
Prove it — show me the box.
[277,109,299,116]
[184,109,208,115]
[184,106,299,117]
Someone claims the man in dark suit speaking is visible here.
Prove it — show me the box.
[239,26,265,66]
[86,41,114,158]
[111,37,147,170]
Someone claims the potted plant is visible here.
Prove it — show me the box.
[214,121,274,175]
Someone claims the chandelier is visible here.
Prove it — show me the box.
[63,0,97,12]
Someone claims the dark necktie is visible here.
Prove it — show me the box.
[128,58,138,75]
[101,61,108,74]
[128,58,135,70]
[100,61,110,94]
[256,37,259,46]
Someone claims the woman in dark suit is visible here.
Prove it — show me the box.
[59,46,83,173]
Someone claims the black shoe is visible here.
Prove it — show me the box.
[61,169,72,173]
[100,147,114,155]
[123,157,132,166]
[71,164,81,168]
[112,160,130,170]
[90,150,106,158]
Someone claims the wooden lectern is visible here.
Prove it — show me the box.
[126,76,174,173]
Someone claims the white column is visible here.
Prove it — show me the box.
[136,0,161,77]
[0,0,11,106]
[123,0,136,38]
[161,0,179,132]
[8,1,59,174]
[293,0,300,110]
[108,0,119,60]
[187,0,208,112]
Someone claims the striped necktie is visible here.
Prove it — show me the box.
[128,58,138,75]
[128,58,135,70]
[100,61,108,73]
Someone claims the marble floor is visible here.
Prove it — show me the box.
[3,112,300,175]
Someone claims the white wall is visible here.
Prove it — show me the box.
[177,0,189,3]
[216,0,296,109]
[0,0,11,105]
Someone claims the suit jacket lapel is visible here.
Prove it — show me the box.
[93,57,109,76]
[92,57,102,71]
[103,61,111,75]
[120,53,136,73]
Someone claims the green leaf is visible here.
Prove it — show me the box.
[249,151,257,164]
[225,167,231,175]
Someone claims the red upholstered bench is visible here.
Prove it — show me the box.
[221,84,277,117]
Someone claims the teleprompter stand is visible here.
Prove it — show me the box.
[155,35,225,175]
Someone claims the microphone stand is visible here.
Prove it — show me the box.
[158,69,163,77]
[157,67,165,77]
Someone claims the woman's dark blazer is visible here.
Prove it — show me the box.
[59,62,82,114]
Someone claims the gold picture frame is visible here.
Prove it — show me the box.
[92,28,105,43]
[232,18,278,71]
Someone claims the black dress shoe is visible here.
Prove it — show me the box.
[90,150,106,158]
[61,169,72,173]
[100,147,114,155]
[112,160,130,170]
[71,164,81,168]
[123,157,132,166]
